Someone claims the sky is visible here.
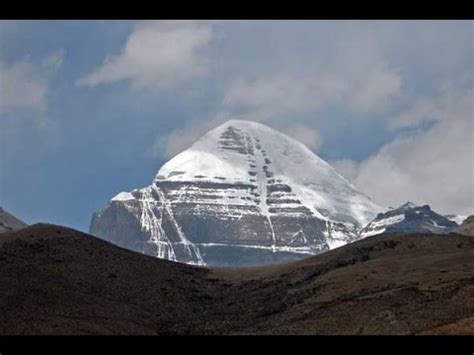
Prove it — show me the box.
[1,20,473,232]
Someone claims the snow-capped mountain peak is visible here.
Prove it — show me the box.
[91,120,383,266]
[444,214,468,225]
[156,120,381,227]
[359,201,458,238]
[398,201,418,210]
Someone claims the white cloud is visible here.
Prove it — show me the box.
[150,112,325,160]
[152,60,400,159]
[222,74,345,117]
[1,59,47,115]
[149,110,241,159]
[331,159,361,182]
[1,52,64,171]
[155,52,400,157]
[77,21,214,90]
[389,87,473,130]
[333,89,474,215]
[346,61,402,113]
[282,123,322,151]
[150,122,211,159]
[128,21,405,160]
[221,65,401,120]
[0,51,64,118]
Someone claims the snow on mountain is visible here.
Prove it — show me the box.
[90,120,383,266]
[111,191,135,202]
[453,215,474,236]
[444,214,468,225]
[157,120,381,226]
[359,202,458,238]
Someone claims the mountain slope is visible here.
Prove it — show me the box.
[453,215,474,236]
[0,207,27,233]
[359,202,458,238]
[1,224,473,335]
[90,120,382,266]
[444,214,468,225]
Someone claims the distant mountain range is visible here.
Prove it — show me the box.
[1,124,468,268]
[359,202,459,238]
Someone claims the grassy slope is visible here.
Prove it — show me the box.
[0,224,473,335]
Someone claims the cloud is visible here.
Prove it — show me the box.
[151,61,400,159]
[1,52,65,179]
[222,63,401,120]
[150,111,325,159]
[0,59,47,114]
[331,159,361,182]
[149,22,474,169]
[153,56,400,158]
[333,89,474,215]
[222,74,346,117]
[388,87,473,130]
[0,51,64,119]
[148,110,240,159]
[149,121,212,159]
[282,123,322,151]
[77,21,214,90]
[346,61,402,113]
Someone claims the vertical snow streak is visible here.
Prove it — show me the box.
[252,135,277,252]
[153,185,206,266]
[139,187,177,261]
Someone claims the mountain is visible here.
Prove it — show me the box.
[444,214,468,225]
[359,202,458,238]
[1,224,473,335]
[90,120,382,266]
[453,215,474,236]
[0,207,27,233]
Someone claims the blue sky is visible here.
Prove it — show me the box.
[1,20,473,231]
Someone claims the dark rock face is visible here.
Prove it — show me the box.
[89,182,329,267]
[90,120,381,267]
[90,202,154,256]
[359,202,458,238]
[90,186,207,265]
